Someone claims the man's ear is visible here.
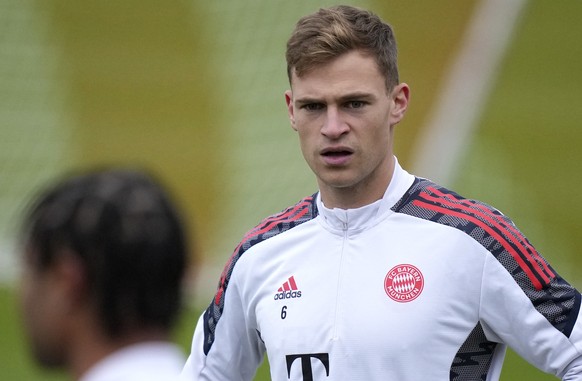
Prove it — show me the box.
[389,83,410,126]
[53,250,87,307]
[284,90,297,131]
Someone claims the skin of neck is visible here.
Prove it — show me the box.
[318,154,395,210]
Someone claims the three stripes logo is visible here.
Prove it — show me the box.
[274,275,302,300]
[384,264,424,303]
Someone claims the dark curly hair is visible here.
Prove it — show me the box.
[21,168,188,337]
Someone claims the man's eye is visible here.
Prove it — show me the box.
[347,101,365,109]
[302,103,324,111]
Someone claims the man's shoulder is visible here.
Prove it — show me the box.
[395,177,558,292]
[80,343,184,381]
[392,177,503,229]
[237,193,319,253]
[391,176,514,252]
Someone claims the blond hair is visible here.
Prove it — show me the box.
[286,5,399,91]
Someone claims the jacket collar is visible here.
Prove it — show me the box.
[316,157,415,233]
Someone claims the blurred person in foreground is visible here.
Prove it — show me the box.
[181,5,582,381]
[19,168,189,381]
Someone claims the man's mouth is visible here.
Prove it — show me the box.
[323,151,350,157]
[321,148,353,164]
[321,147,353,156]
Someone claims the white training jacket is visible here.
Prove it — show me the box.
[181,160,582,380]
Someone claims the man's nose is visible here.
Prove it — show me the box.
[321,108,349,138]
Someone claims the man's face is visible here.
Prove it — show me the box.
[285,50,409,208]
[19,249,68,368]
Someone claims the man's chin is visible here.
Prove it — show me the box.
[32,345,66,369]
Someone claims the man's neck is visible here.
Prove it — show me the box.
[318,158,395,209]
[70,326,170,380]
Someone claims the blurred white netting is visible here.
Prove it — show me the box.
[0,0,374,294]
[0,0,72,284]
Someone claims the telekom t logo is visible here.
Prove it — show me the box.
[286,353,330,380]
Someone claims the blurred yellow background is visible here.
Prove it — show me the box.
[1,1,580,380]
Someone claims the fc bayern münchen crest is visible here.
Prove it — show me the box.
[384,264,424,303]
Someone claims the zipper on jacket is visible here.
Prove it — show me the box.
[331,221,349,340]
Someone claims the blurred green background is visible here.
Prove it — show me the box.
[1,0,580,380]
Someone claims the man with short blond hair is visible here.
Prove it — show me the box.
[181,5,582,380]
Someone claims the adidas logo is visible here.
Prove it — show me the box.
[274,276,302,300]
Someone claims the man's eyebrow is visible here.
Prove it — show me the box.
[295,92,376,105]
[294,97,322,105]
[338,92,375,102]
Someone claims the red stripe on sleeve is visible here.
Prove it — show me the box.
[413,199,545,290]
[214,199,312,306]
[427,187,555,280]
